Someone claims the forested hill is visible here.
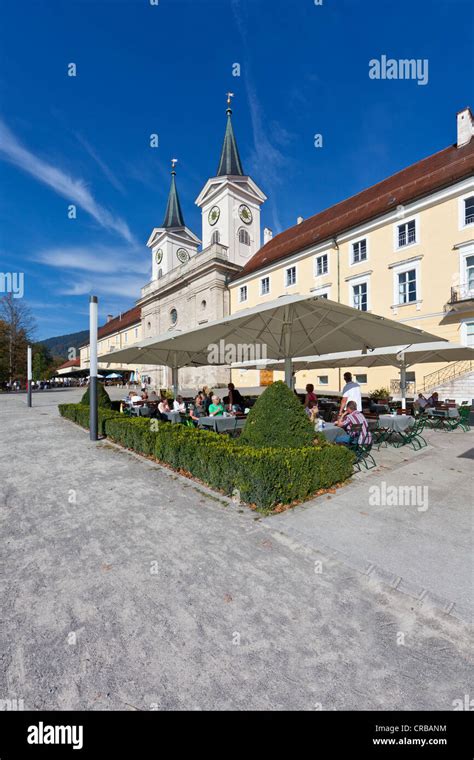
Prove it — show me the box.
[40,329,89,358]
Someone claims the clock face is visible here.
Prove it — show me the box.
[239,204,253,225]
[208,206,220,226]
[155,249,163,265]
[176,248,190,264]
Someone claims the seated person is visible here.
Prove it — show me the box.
[305,399,318,418]
[227,383,245,412]
[188,404,203,424]
[129,391,142,405]
[209,395,224,416]
[334,401,372,445]
[158,397,171,415]
[427,392,439,407]
[141,390,148,400]
[148,390,159,402]
[415,393,428,411]
[304,383,318,411]
[173,395,186,413]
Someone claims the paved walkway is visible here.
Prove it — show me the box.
[0,389,472,710]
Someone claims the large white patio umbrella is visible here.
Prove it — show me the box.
[235,341,474,406]
[107,294,445,393]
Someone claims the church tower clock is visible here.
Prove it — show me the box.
[195,94,267,266]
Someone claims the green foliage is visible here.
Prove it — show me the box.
[369,387,391,401]
[58,403,354,512]
[79,383,113,409]
[239,380,315,449]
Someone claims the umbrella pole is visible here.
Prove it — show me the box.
[172,366,179,399]
[284,358,293,389]
[400,364,407,410]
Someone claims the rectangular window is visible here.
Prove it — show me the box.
[260,276,270,295]
[355,374,367,384]
[134,328,139,338]
[466,255,474,291]
[465,196,474,226]
[398,269,417,304]
[239,285,248,303]
[352,239,367,263]
[398,219,416,247]
[315,254,328,276]
[352,282,368,311]
[286,266,297,287]
[466,322,474,347]
[317,375,329,385]
[124,333,128,343]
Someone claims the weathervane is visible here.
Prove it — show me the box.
[226,92,235,109]
[171,158,178,174]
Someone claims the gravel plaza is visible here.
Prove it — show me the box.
[1,388,472,712]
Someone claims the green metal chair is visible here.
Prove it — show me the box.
[348,424,377,471]
[457,405,472,432]
[392,417,427,450]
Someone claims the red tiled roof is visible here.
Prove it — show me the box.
[98,306,141,340]
[57,358,80,370]
[236,140,474,280]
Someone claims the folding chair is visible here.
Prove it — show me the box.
[348,424,377,471]
[392,418,427,450]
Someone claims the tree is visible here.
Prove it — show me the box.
[239,381,315,449]
[32,343,54,381]
[0,294,36,383]
[80,383,112,408]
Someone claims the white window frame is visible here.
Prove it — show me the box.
[317,375,329,385]
[348,274,371,312]
[355,373,368,385]
[312,284,332,299]
[391,259,422,308]
[314,252,329,277]
[458,192,474,230]
[460,318,474,347]
[260,276,271,296]
[457,242,474,299]
[393,214,419,251]
[350,236,369,266]
[285,265,297,288]
[239,285,248,303]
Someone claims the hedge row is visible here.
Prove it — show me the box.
[58,403,354,512]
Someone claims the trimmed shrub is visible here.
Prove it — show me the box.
[79,383,112,409]
[239,380,315,449]
[58,403,354,512]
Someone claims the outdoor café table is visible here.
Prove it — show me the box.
[198,415,246,433]
[426,407,460,419]
[378,414,415,437]
[318,422,346,443]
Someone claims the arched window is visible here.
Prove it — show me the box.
[238,228,251,245]
[211,230,220,245]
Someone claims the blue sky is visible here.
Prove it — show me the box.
[0,0,472,340]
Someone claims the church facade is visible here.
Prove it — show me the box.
[80,98,267,391]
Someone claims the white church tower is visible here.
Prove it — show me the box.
[195,94,267,266]
[146,159,200,280]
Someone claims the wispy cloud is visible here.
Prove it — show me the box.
[75,132,126,195]
[0,118,137,245]
[34,244,149,299]
[60,274,145,299]
[34,244,148,275]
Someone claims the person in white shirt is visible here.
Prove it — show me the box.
[338,372,362,419]
[158,398,171,415]
[173,395,186,413]
[129,391,142,405]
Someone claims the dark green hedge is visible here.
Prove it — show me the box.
[58,403,354,512]
[239,380,315,449]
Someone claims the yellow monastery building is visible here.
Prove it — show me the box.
[81,106,474,400]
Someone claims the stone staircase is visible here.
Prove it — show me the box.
[422,361,474,404]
